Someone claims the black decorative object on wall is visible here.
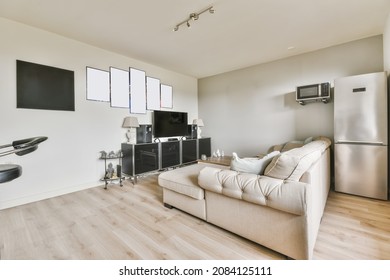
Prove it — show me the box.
[17,60,75,111]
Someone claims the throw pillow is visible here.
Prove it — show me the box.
[230,151,280,175]
[304,136,313,144]
[281,141,304,152]
[264,141,325,181]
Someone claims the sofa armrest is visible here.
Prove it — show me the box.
[198,167,309,216]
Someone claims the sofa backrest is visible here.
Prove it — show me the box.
[198,166,309,215]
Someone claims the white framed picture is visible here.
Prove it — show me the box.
[146,76,160,110]
[129,67,146,114]
[161,84,173,108]
[86,67,110,102]
[110,67,129,108]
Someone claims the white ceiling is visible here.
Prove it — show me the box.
[0,0,389,78]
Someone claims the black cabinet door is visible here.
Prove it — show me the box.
[121,143,159,175]
[198,138,211,158]
[121,143,133,176]
[161,141,180,168]
[134,143,159,174]
[182,139,197,164]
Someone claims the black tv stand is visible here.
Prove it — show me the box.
[121,137,211,183]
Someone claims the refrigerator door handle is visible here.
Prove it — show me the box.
[336,140,385,145]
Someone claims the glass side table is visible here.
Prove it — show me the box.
[100,154,124,189]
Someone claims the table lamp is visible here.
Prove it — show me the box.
[193,119,204,138]
[122,117,139,144]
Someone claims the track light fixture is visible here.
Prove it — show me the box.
[173,6,215,32]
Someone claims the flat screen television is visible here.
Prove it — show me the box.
[153,110,188,138]
[17,60,75,111]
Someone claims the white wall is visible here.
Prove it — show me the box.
[0,18,198,209]
[199,36,384,157]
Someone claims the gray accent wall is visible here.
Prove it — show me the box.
[384,13,390,73]
[199,35,384,157]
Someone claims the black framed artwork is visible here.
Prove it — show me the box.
[17,60,75,111]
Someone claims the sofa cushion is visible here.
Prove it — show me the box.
[264,138,331,181]
[158,164,207,200]
[230,151,280,175]
[198,167,309,215]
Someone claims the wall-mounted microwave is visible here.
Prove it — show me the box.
[296,82,331,105]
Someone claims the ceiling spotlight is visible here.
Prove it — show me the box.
[190,13,199,20]
[173,6,215,32]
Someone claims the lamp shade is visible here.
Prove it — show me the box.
[122,116,140,128]
[193,119,204,127]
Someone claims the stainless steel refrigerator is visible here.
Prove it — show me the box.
[334,71,388,200]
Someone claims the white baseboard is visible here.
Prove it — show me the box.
[0,181,101,210]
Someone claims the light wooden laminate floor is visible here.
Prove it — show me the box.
[0,175,389,260]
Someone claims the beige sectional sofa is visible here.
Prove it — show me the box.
[158,137,331,259]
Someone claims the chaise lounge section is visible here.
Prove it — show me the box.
[158,137,331,259]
